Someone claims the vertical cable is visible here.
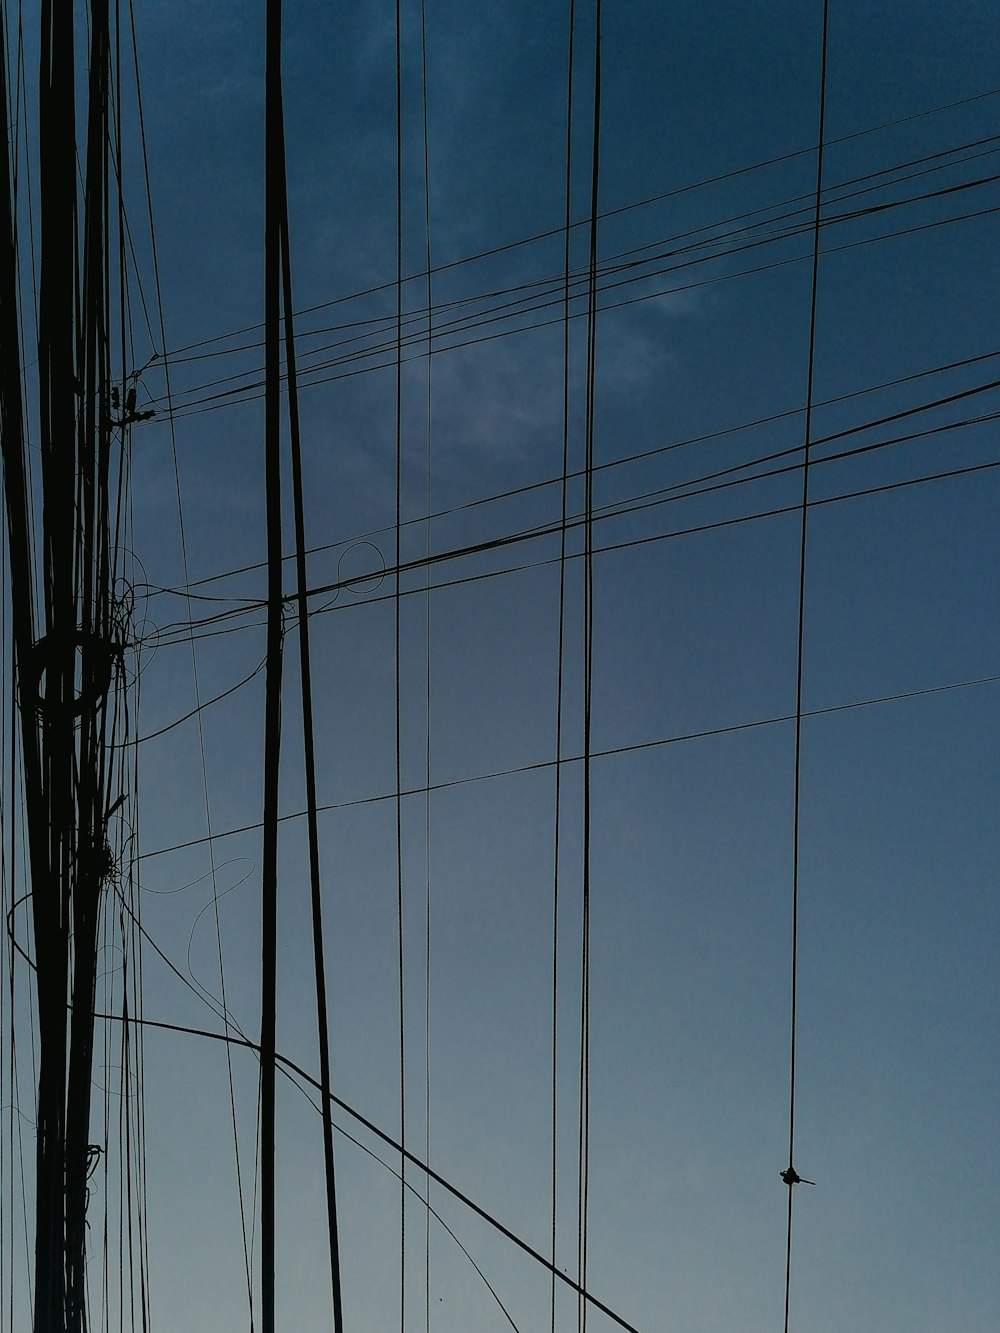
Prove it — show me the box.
[279,142,346,1333]
[125,1,257,1314]
[551,4,576,1330]
[261,0,285,1329]
[417,0,433,1326]
[394,0,407,1327]
[577,5,601,1331]
[784,4,829,1331]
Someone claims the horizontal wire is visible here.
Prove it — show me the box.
[151,195,1000,426]
[145,389,1000,648]
[137,668,1000,862]
[153,135,1000,393]
[157,83,1000,361]
[141,345,1000,601]
[137,451,1000,663]
[146,170,1000,418]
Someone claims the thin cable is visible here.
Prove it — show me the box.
[552,2,576,1328]
[140,345,1000,603]
[158,83,1000,361]
[147,170,1000,419]
[144,394,1000,655]
[147,404,1000,658]
[418,2,433,1325]
[577,6,600,1328]
[126,0,257,1315]
[97,1010,644,1333]
[785,4,828,1329]
[127,666,1000,871]
[394,1,407,1325]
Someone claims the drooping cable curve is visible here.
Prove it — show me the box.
[10,877,528,1333]
[93,1007,645,1333]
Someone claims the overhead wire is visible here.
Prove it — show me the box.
[89,888,528,1333]
[551,2,576,1328]
[134,436,1000,665]
[131,667,1000,867]
[134,440,1000,672]
[784,3,828,1328]
[393,0,407,1324]
[137,344,1000,604]
[102,122,996,422]
[142,379,1000,652]
[3,22,986,1323]
[153,194,1000,428]
[418,0,434,1324]
[96,1007,644,1333]
[277,62,345,1332]
[126,0,258,1319]
[577,5,600,1327]
[259,0,288,1327]
[141,164,1000,422]
[141,143,1000,400]
[154,83,1000,364]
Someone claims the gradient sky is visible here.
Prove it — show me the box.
[2,2,999,1330]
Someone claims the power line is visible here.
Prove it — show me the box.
[144,389,1000,651]
[278,79,345,1333]
[96,1010,644,1333]
[155,83,1000,363]
[135,669,1000,864]
[150,135,1000,393]
[785,3,828,1327]
[143,170,1000,421]
[139,345,1000,603]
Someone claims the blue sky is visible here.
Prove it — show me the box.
[2,2,999,1330]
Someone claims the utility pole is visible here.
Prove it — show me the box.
[1,3,123,1328]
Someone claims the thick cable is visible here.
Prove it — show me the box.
[95,1009,643,1333]
[260,1,285,1328]
[278,99,345,1333]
